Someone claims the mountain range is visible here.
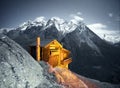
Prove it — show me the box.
[1,16,120,84]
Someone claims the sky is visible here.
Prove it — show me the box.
[0,0,120,32]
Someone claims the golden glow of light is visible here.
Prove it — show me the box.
[48,66,88,88]
[36,37,40,61]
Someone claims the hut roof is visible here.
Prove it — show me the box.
[30,39,55,47]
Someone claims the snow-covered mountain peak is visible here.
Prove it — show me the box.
[18,20,33,31]
[18,17,47,31]
[67,20,86,34]
[44,16,86,34]
[44,17,70,34]
[34,16,46,22]
[15,16,87,34]
[19,21,31,27]
[50,17,65,24]
[70,15,84,25]
[34,16,47,25]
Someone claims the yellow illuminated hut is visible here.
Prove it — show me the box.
[29,37,72,68]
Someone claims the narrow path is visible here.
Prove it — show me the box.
[76,74,99,88]
[53,68,89,88]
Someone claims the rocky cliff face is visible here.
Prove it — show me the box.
[0,34,61,88]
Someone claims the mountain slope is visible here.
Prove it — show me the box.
[2,16,120,84]
[61,25,120,83]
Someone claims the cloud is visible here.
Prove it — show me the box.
[70,14,84,21]
[87,23,107,38]
[87,23,120,43]
[87,23,107,31]
[70,12,84,21]
[108,13,113,17]
[70,14,84,25]
[73,15,84,21]
[77,12,82,15]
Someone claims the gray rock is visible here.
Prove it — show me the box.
[0,34,61,88]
